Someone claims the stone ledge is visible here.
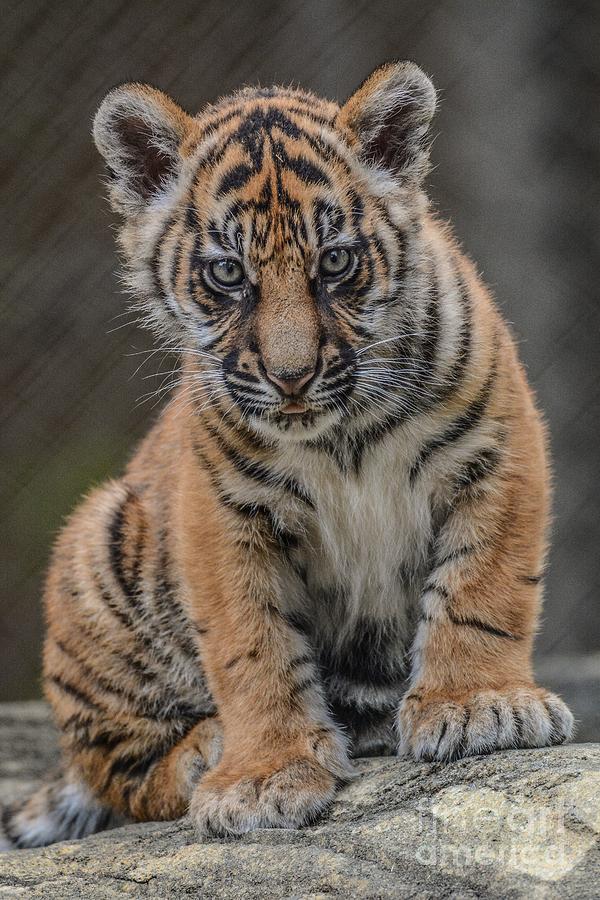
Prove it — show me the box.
[0,703,598,898]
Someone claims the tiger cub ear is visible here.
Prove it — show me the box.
[337,61,436,181]
[93,83,194,214]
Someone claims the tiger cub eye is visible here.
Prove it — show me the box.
[208,258,245,288]
[320,247,353,278]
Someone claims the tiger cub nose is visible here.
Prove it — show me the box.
[266,366,316,397]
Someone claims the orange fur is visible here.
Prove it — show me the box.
[2,62,573,849]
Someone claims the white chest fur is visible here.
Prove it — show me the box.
[279,437,434,642]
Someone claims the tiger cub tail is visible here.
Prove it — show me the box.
[1,770,125,850]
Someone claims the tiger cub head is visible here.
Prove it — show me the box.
[94,62,436,440]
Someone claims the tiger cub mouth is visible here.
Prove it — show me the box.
[280,400,309,414]
[271,407,319,430]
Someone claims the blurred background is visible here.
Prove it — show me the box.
[1,0,599,736]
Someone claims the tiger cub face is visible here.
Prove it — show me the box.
[94,64,436,440]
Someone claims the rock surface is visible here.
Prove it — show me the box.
[0,703,598,899]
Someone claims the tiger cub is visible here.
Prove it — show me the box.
[2,61,573,849]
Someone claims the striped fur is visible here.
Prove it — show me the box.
[3,62,573,849]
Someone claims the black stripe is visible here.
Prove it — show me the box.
[433,267,473,404]
[336,322,434,475]
[224,654,242,670]
[204,421,313,506]
[53,636,153,699]
[1,806,29,849]
[153,526,200,662]
[460,707,471,754]
[372,235,391,281]
[63,712,130,755]
[53,634,206,726]
[225,381,266,399]
[409,362,498,484]
[91,572,200,709]
[63,579,200,705]
[279,103,335,127]
[348,257,470,464]
[434,544,478,567]
[311,427,350,474]
[221,406,273,450]
[61,711,93,733]
[289,653,313,670]
[216,163,255,196]
[53,637,163,716]
[447,610,520,640]
[283,609,311,635]
[83,729,128,753]
[94,570,138,633]
[434,721,448,757]
[491,706,502,735]
[185,197,201,231]
[519,574,543,585]
[218,496,299,551]
[232,369,260,384]
[544,700,567,741]
[107,747,167,783]
[290,675,317,696]
[193,440,226,492]
[420,275,441,366]
[323,359,352,383]
[453,445,502,493]
[170,236,184,294]
[279,150,330,186]
[313,199,346,242]
[404,691,423,704]
[47,674,104,713]
[203,106,305,173]
[150,214,179,321]
[108,490,144,607]
[423,582,450,600]
[513,709,524,743]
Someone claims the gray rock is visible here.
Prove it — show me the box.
[0,702,598,899]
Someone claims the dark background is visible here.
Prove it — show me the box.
[2,0,599,708]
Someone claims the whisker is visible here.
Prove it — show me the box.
[106,315,146,335]
[357,332,425,355]
[172,383,230,419]
[134,370,225,409]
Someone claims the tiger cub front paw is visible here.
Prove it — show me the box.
[397,686,574,762]
[189,757,338,836]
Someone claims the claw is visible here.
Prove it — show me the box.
[398,687,574,762]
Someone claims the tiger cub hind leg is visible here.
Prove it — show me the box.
[1,771,125,850]
[1,716,223,849]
